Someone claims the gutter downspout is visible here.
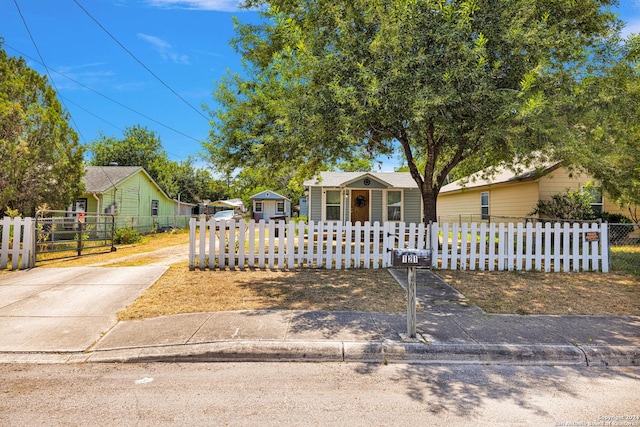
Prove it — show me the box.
[92,193,101,216]
[92,193,101,233]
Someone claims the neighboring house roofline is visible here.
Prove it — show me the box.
[439,160,565,195]
[250,190,290,201]
[82,165,196,206]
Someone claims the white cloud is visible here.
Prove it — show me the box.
[138,33,190,65]
[144,0,246,12]
[621,19,640,37]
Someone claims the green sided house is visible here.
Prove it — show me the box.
[303,172,422,224]
[74,166,195,232]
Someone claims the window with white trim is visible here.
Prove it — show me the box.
[151,200,159,216]
[276,201,285,213]
[585,186,603,215]
[481,192,489,220]
[325,190,341,221]
[64,199,87,229]
[255,201,263,213]
[387,191,402,221]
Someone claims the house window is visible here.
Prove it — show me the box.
[325,190,341,221]
[586,186,603,215]
[276,201,285,213]
[65,199,87,229]
[255,201,263,213]
[481,192,490,220]
[387,191,402,221]
[151,200,159,216]
[67,199,87,216]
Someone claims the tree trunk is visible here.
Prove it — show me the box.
[422,186,438,224]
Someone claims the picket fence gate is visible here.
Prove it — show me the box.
[0,216,35,271]
[189,218,609,272]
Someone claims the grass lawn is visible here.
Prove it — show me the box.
[24,229,640,319]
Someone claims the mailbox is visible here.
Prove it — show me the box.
[392,249,432,268]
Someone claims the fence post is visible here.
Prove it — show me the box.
[601,222,609,273]
[407,266,417,338]
[189,218,195,270]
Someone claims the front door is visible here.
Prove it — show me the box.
[350,190,370,223]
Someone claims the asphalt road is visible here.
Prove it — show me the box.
[1,363,638,426]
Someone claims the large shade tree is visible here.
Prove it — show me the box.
[89,125,226,204]
[206,0,621,223]
[565,34,640,222]
[0,44,85,216]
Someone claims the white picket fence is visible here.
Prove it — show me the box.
[0,216,35,271]
[189,218,609,272]
[437,221,608,272]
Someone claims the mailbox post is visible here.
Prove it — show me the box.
[392,249,432,338]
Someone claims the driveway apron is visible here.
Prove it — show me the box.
[0,267,167,352]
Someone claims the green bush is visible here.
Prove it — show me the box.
[113,228,142,245]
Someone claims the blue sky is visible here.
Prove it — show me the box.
[3,0,640,171]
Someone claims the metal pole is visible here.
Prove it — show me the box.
[407,266,417,338]
[76,221,83,256]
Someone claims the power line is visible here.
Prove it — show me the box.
[4,44,204,146]
[12,0,87,143]
[72,0,210,122]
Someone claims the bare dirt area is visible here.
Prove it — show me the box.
[31,230,640,319]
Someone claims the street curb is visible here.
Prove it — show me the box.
[87,341,591,366]
[86,341,345,363]
[345,343,588,365]
[2,344,638,366]
[582,345,639,367]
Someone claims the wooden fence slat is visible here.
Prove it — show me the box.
[441,223,449,270]
[543,223,551,272]
[487,223,496,271]
[525,222,533,271]
[601,223,609,273]
[478,223,487,271]
[581,223,590,271]
[515,223,524,271]
[572,223,580,272]
[344,221,353,268]
[363,222,371,269]
[561,223,570,273]
[186,219,608,273]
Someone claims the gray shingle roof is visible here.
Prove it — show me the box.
[303,172,418,188]
[250,190,290,200]
[83,166,143,193]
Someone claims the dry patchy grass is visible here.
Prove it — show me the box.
[437,270,640,316]
[23,228,640,319]
[118,267,407,321]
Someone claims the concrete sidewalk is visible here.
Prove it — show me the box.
[0,266,167,359]
[0,268,638,366]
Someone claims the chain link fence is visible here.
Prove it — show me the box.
[114,215,194,234]
[608,223,640,276]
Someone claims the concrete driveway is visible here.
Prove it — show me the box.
[0,266,167,352]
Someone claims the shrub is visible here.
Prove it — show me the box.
[113,228,142,245]
[529,187,596,221]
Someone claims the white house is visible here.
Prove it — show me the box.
[251,190,291,221]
